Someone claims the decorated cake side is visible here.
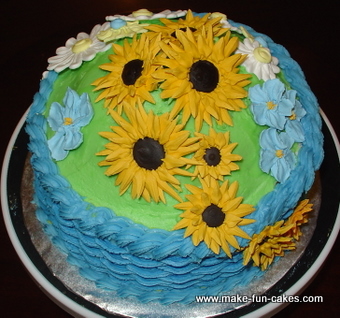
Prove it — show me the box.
[25,9,324,304]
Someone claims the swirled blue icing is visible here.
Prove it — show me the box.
[26,17,324,305]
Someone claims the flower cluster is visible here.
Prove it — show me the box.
[243,200,313,270]
[92,11,254,255]
[92,10,251,131]
[46,10,311,257]
[248,79,306,182]
[234,26,307,183]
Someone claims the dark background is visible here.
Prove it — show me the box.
[1,0,339,317]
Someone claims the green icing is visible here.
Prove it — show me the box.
[44,47,277,231]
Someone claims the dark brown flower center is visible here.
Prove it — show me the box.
[122,59,143,86]
[171,27,197,38]
[202,204,225,227]
[133,137,165,170]
[203,147,221,166]
[189,60,219,93]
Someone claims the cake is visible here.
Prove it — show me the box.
[25,9,324,306]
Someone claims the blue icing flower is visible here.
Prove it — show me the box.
[259,128,295,183]
[284,93,306,142]
[110,18,127,29]
[249,79,294,130]
[47,88,93,161]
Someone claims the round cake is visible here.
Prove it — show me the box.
[25,9,324,306]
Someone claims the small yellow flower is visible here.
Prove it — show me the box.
[284,199,313,240]
[243,220,296,271]
[191,128,242,181]
[97,106,200,203]
[174,178,255,257]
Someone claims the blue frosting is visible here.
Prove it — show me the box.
[26,18,324,305]
[110,18,127,29]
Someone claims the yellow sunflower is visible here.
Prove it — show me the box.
[96,106,200,203]
[92,33,161,114]
[173,178,255,257]
[243,220,296,271]
[145,9,228,44]
[153,27,251,131]
[284,199,313,240]
[191,128,242,181]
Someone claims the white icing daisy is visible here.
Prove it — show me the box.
[236,38,280,81]
[47,24,111,73]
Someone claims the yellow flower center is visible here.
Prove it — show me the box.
[64,117,73,125]
[267,101,277,110]
[210,12,227,21]
[289,113,297,120]
[253,47,272,64]
[132,9,153,17]
[275,149,284,158]
[72,38,92,53]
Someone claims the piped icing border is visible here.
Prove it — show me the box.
[25,12,323,304]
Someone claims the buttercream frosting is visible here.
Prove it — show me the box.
[25,10,324,305]
[47,24,111,72]
[47,88,94,160]
[236,38,280,81]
